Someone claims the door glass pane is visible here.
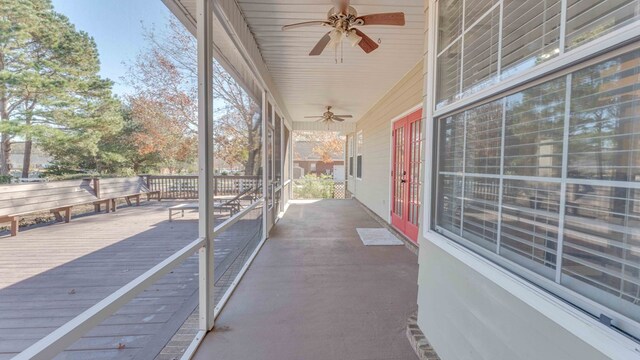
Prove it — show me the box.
[394,127,405,217]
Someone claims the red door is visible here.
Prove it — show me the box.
[391,109,423,242]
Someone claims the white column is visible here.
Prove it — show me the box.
[262,91,269,237]
[197,0,215,332]
[421,0,438,238]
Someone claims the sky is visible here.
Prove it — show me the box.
[50,0,173,96]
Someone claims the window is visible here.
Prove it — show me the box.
[435,0,640,109]
[434,48,640,336]
[356,131,363,179]
[347,134,354,177]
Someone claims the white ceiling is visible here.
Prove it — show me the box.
[235,0,425,123]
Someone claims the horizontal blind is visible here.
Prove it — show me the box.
[502,0,562,76]
[434,47,640,331]
[566,0,640,49]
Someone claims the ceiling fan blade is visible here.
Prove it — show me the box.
[304,116,324,119]
[332,117,347,122]
[333,115,353,118]
[353,29,379,54]
[357,12,406,26]
[309,32,332,56]
[282,21,330,31]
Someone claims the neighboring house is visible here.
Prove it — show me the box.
[293,141,345,180]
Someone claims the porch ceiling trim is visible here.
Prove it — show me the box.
[292,121,356,133]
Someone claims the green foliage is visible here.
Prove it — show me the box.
[293,174,336,199]
[0,175,12,184]
[0,0,123,176]
[45,105,166,176]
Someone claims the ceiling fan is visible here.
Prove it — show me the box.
[282,0,406,56]
[305,106,353,123]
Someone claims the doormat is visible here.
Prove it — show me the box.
[357,228,404,246]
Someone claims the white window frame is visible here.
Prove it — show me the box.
[347,134,354,179]
[423,0,640,348]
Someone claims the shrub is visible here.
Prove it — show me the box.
[0,175,12,184]
[293,174,335,199]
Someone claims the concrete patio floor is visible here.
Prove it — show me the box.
[193,199,419,360]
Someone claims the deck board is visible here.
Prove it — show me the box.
[0,201,262,359]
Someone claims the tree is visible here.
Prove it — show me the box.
[294,131,345,163]
[127,95,197,173]
[48,105,164,176]
[0,0,122,177]
[212,67,262,175]
[126,18,262,175]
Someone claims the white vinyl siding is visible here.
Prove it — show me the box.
[354,62,424,221]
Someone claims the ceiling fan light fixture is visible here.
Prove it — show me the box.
[348,29,362,47]
[328,29,343,47]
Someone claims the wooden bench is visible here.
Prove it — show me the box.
[168,187,258,221]
[0,179,103,237]
[169,204,199,222]
[95,177,161,212]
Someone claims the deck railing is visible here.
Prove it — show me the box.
[14,199,266,360]
[142,175,261,199]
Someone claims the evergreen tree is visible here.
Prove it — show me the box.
[0,0,122,177]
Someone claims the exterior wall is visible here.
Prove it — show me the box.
[354,61,423,221]
[417,237,615,360]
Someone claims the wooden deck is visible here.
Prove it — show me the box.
[0,201,263,360]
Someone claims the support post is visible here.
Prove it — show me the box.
[11,217,18,237]
[92,178,101,198]
[197,0,215,332]
[262,91,268,240]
